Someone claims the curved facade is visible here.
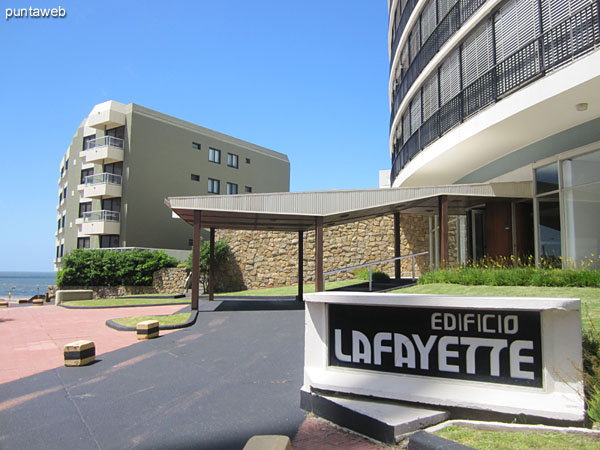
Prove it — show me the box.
[388,0,600,266]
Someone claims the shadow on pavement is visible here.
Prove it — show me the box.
[214,299,305,312]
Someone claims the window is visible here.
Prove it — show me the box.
[77,237,90,249]
[81,168,94,184]
[60,244,64,257]
[79,202,92,218]
[440,49,461,105]
[57,218,61,231]
[535,163,561,263]
[83,134,96,150]
[100,235,120,248]
[191,174,200,182]
[208,178,220,194]
[226,182,238,195]
[56,246,60,258]
[65,159,69,171]
[59,192,62,203]
[410,91,422,135]
[246,158,251,164]
[63,187,67,200]
[422,73,439,121]
[209,148,221,164]
[245,186,252,193]
[60,166,64,177]
[61,215,66,228]
[104,162,123,176]
[106,126,125,139]
[102,198,121,212]
[192,142,201,150]
[188,239,194,246]
[227,153,239,168]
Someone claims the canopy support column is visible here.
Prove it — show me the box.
[439,195,449,269]
[209,228,215,301]
[191,210,201,311]
[315,217,324,292]
[297,231,304,301]
[394,212,401,280]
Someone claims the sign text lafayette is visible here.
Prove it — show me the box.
[328,304,543,387]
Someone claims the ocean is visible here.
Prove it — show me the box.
[0,272,56,298]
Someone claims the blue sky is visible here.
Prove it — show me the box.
[0,1,391,272]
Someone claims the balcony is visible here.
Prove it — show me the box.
[79,136,124,164]
[81,210,120,235]
[81,173,122,199]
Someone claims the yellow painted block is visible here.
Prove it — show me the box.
[243,435,291,450]
[33,298,44,306]
[136,320,159,340]
[0,301,8,308]
[64,340,95,367]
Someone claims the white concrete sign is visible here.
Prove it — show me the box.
[303,292,584,422]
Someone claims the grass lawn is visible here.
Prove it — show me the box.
[112,313,191,327]
[218,279,363,296]
[435,424,600,449]
[393,284,600,330]
[63,297,190,307]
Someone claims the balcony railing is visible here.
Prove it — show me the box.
[84,173,122,186]
[390,0,487,124]
[83,135,124,150]
[391,1,600,185]
[82,210,120,223]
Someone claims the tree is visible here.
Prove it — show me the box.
[185,240,231,292]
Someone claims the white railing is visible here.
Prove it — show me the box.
[83,136,124,150]
[84,172,122,186]
[82,210,120,222]
[324,251,429,291]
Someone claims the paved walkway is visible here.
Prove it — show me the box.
[0,303,182,384]
[0,301,398,449]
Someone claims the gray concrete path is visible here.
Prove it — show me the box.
[0,307,306,449]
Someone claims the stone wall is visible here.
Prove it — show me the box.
[48,267,189,300]
[217,214,431,291]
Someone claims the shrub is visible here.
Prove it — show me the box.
[57,249,178,287]
[353,269,391,283]
[185,240,231,292]
[583,323,600,423]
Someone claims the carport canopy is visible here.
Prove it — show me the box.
[165,182,532,310]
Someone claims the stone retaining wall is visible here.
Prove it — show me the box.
[217,214,432,291]
[48,267,189,300]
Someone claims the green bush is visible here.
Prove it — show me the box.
[353,269,391,283]
[185,240,231,292]
[583,324,600,423]
[419,266,600,287]
[57,249,178,287]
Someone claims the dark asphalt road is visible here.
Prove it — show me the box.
[0,305,307,450]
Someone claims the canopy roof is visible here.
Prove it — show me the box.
[165,182,532,232]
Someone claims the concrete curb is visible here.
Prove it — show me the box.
[60,302,190,309]
[408,431,475,449]
[105,310,198,332]
[425,419,600,437]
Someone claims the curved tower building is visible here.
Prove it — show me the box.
[388,0,600,266]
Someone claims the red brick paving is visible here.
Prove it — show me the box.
[0,303,182,384]
[292,416,402,450]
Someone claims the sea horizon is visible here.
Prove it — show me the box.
[0,271,56,298]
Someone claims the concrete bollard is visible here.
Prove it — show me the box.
[64,340,96,367]
[136,320,159,340]
[243,435,292,450]
[0,301,8,308]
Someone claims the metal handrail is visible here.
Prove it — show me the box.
[324,251,429,291]
[82,210,120,222]
[84,172,122,186]
[83,135,124,150]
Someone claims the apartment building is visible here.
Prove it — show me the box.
[55,101,290,269]
[388,0,600,266]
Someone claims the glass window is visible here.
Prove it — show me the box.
[245,186,252,193]
[226,182,238,195]
[63,187,67,200]
[65,159,69,171]
[209,148,221,164]
[56,246,60,258]
[191,174,200,182]
[227,153,239,168]
[538,193,561,262]
[77,237,90,249]
[61,215,66,228]
[100,235,120,248]
[245,158,251,164]
[81,168,94,184]
[192,142,201,150]
[104,162,123,176]
[60,244,64,257]
[57,218,61,231]
[106,126,125,139]
[535,162,559,194]
[83,134,96,150]
[79,202,92,218]
[208,178,220,194]
[102,198,121,212]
